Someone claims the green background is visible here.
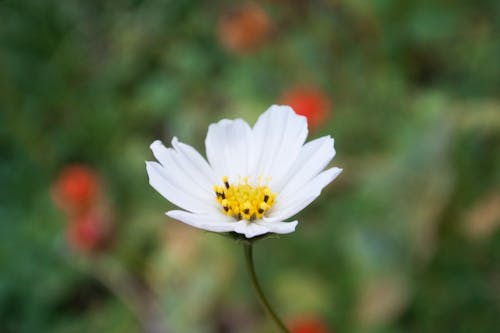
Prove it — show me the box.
[1,0,499,332]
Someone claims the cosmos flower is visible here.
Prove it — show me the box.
[146,105,341,238]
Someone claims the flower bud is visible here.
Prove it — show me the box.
[217,2,271,54]
[67,211,111,254]
[52,165,100,216]
[281,86,332,130]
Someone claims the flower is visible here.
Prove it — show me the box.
[281,86,332,130]
[146,105,341,238]
[67,211,111,253]
[52,164,115,253]
[52,165,100,215]
[217,2,271,54]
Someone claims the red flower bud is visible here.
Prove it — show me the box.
[67,211,111,254]
[281,86,332,130]
[52,165,100,216]
[217,2,271,54]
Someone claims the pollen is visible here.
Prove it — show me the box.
[214,176,276,221]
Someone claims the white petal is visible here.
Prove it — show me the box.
[268,167,342,221]
[166,210,237,233]
[276,135,336,195]
[205,118,252,183]
[234,222,268,238]
[150,140,214,202]
[170,137,217,189]
[233,219,298,238]
[166,210,298,238]
[146,162,213,213]
[250,105,308,186]
[257,220,298,235]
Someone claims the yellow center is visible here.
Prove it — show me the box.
[214,176,276,221]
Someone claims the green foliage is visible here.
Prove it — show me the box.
[1,0,499,332]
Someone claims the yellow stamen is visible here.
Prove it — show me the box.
[214,176,276,221]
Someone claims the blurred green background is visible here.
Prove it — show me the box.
[1,0,499,332]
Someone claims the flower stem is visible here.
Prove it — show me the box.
[243,242,290,333]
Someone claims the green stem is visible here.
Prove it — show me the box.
[243,242,290,333]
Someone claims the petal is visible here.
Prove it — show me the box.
[250,105,308,186]
[275,135,336,195]
[166,210,238,233]
[205,118,252,183]
[267,167,342,221]
[257,220,298,235]
[233,222,271,238]
[150,140,214,201]
[167,210,297,238]
[146,161,214,213]
[170,137,218,189]
[232,219,298,238]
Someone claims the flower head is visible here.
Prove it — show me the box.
[146,105,341,238]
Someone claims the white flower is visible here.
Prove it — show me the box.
[146,105,342,238]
